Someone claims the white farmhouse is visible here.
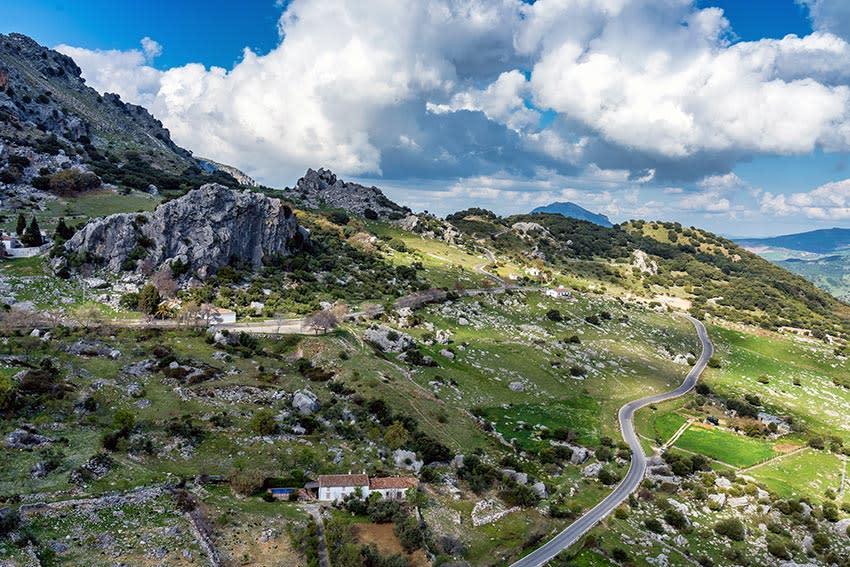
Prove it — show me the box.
[316,474,418,502]
[317,473,369,501]
[544,287,572,299]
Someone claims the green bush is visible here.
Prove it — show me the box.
[714,518,745,541]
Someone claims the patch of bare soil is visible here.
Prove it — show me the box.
[353,523,430,567]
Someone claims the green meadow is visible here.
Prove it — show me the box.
[673,425,778,468]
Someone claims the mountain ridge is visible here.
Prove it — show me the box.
[735,227,850,254]
[531,201,613,227]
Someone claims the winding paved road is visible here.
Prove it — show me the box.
[509,315,714,567]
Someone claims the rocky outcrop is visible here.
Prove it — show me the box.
[287,168,410,219]
[292,389,320,415]
[56,184,310,279]
[4,427,51,449]
[364,325,415,352]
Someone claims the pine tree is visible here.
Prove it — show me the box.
[54,218,73,241]
[15,213,25,237]
[22,217,43,247]
[137,283,162,316]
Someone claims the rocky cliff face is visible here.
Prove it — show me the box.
[286,168,410,219]
[57,184,310,279]
[0,33,250,212]
[0,33,193,168]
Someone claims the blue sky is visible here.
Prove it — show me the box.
[5,0,850,237]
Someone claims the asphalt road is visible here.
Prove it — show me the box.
[509,315,714,567]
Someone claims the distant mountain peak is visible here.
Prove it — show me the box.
[531,201,613,227]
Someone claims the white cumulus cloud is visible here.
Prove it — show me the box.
[49,0,850,227]
[761,178,850,219]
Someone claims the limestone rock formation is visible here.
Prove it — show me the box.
[57,184,310,279]
[287,168,410,219]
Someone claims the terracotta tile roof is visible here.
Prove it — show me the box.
[318,474,369,488]
[369,476,418,490]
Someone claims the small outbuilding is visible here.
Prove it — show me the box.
[369,476,418,500]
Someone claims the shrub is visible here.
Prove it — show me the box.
[229,468,266,496]
[384,421,409,450]
[767,538,790,559]
[644,518,664,533]
[500,483,540,507]
[598,467,619,485]
[546,309,563,322]
[0,508,21,536]
[46,168,101,194]
[714,518,745,541]
[137,284,161,315]
[663,508,688,530]
[388,239,408,252]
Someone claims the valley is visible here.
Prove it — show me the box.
[1,30,850,567]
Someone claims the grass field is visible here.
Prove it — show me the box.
[748,448,847,501]
[705,325,850,443]
[478,397,601,448]
[46,189,160,221]
[673,424,777,468]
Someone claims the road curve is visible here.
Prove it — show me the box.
[474,246,507,288]
[509,315,713,567]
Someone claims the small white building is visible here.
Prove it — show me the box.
[544,287,572,299]
[212,307,237,325]
[318,474,369,502]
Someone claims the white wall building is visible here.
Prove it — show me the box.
[317,474,369,502]
[316,474,418,502]
[544,287,572,299]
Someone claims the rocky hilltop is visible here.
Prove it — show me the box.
[286,168,410,219]
[56,184,310,279]
[197,157,258,187]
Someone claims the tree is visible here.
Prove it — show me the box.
[40,309,66,329]
[72,304,105,330]
[21,217,43,247]
[178,300,201,326]
[251,408,277,436]
[54,218,74,241]
[15,213,25,237]
[305,309,339,334]
[137,284,161,316]
[152,267,179,299]
[384,421,409,450]
[113,408,136,433]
